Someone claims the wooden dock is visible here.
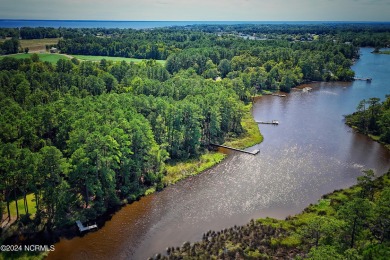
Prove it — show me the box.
[256,120,279,125]
[354,77,372,82]
[210,143,259,155]
[76,220,98,232]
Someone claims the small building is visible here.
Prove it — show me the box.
[50,47,58,53]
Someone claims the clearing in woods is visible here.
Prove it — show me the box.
[0,38,61,52]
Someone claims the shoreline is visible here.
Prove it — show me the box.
[163,169,390,259]
[1,101,263,257]
[347,125,390,151]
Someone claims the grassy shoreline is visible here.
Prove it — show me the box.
[223,103,263,149]
[368,134,390,151]
[346,124,390,151]
[147,102,263,193]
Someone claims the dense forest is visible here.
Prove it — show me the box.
[1,24,390,255]
[154,170,390,259]
[345,96,390,148]
[0,56,245,233]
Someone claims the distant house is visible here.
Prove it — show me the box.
[50,47,58,53]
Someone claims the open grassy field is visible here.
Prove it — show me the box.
[0,38,61,53]
[0,53,70,63]
[20,38,60,52]
[72,54,166,65]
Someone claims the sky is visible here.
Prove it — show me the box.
[0,0,389,21]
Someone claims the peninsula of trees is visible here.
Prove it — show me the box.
[345,96,390,149]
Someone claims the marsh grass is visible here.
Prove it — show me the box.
[163,152,226,186]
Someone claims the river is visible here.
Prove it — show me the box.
[48,48,390,260]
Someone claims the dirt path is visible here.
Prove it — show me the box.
[59,53,74,59]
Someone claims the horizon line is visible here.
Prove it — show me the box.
[1,19,390,23]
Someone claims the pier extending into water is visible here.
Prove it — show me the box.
[210,143,259,155]
[256,120,279,125]
[353,77,372,82]
[76,221,98,232]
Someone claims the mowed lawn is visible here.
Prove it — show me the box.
[2,193,37,218]
[72,54,166,65]
[1,53,70,63]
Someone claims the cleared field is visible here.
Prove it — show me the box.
[72,54,166,65]
[20,38,60,52]
[1,53,70,63]
[0,38,61,52]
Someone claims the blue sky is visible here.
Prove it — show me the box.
[0,0,389,21]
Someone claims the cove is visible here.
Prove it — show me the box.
[48,48,390,260]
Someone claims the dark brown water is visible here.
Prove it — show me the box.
[48,48,390,260]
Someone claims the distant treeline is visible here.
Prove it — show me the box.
[1,23,390,40]
[3,24,389,92]
[54,27,363,92]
